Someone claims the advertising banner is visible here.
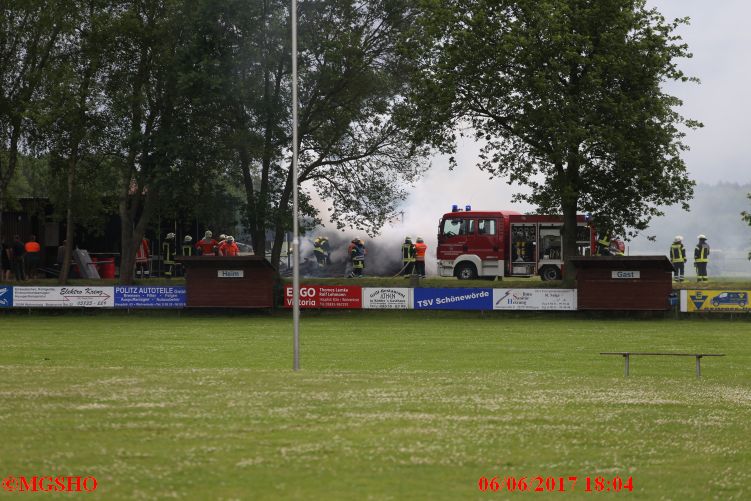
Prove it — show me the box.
[0,286,11,308]
[493,289,577,311]
[362,288,411,309]
[114,286,186,308]
[681,290,751,313]
[13,286,114,308]
[284,285,362,309]
[413,288,492,310]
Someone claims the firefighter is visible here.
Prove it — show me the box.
[401,237,416,276]
[670,235,686,282]
[135,237,150,278]
[610,236,625,256]
[349,238,365,278]
[195,230,217,256]
[162,233,176,278]
[217,234,228,255]
[414,237,428,278]
[182,235,193,256]
[596,231,611,256]
[219,235,240,256]
[694,235,710,281]
[313,236,330,267]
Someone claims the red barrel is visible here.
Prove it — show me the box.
[99,259,116,279]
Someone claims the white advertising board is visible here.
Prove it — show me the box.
[493,289,577,311]
[13,286,115,308]
[362,287,412,309]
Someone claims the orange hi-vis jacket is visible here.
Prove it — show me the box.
[414,242,427,261]
[25,241,41,253]
[219,242,239,256]
[196,238,217,256]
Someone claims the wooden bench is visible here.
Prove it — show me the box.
[600,352,725,378]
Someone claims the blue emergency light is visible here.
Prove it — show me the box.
[465,204,472,211]
[451,204,459,212]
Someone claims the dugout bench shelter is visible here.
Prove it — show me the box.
[571,256,674,311]
[177,256,276,308]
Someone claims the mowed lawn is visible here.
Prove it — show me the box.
[0,312,750,500]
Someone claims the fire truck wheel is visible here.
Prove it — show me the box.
[455,262,478,280]
[540,265,561,281]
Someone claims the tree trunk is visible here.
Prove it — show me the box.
[560,159,580,288]
[118,176,158,285]
[58,156,78,284]
[239,146,266,256]
[0,126,21,251]
[269,173,294,268]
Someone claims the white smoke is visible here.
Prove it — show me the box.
[307,139,534,276]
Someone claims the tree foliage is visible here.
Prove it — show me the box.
[211,0,429,264]
[405,0,700,276]
[3,0,430,280]
[0,0,72,244]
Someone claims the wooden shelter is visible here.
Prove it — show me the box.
[177,256,276,308]
[571,256,674,311]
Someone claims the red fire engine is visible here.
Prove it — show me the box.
[436,206,596,280]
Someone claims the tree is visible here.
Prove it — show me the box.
[0,1,70,244]
[216,0,429,266]
[405,0,700,280]
[104,0,224,284]
[35,0,111,283]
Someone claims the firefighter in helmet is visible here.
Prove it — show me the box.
[401,236,416,276]
[349,238,365,277]
[694,235,710,281]
[414,237,428,278]
[162,232,176,278]
[219,235,240,256]
[195,230,217,256]
[670,235,686,282]
[596,231,612,256]
[182,235,193,256]
[313,236,330,267]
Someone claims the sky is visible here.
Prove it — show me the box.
[388,1,751,252]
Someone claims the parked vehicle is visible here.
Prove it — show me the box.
[436,206,595,280]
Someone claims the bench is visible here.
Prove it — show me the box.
[600,352,725,378]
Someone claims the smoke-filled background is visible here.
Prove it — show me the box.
[304,142,751,278]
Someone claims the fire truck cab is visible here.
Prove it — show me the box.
[436,207,595,280]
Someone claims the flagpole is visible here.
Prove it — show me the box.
[291,0,300,371]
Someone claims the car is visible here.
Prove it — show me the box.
[711,292,748,307]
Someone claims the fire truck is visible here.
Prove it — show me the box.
[436,206,596,280]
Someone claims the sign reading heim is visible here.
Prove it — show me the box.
[284,285,362,309]
[218,270,244,278]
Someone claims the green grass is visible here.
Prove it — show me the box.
[1,312,750,499]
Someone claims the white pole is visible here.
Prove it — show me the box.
[291,0,300,371]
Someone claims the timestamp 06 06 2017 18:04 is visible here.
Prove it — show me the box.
[477,475,634,494]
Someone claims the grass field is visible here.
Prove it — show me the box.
[1,311,750,499]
